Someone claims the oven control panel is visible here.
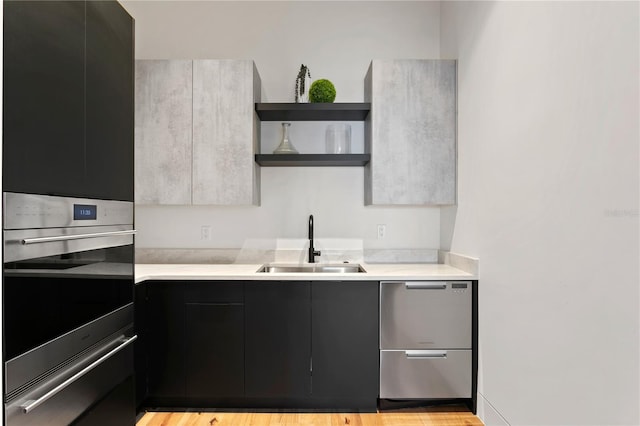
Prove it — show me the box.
[3,192,133,229]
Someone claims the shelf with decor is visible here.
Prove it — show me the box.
[255,103,371,121]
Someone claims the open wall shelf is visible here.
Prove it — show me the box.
[255,103,371,121]
[255,154,370,167]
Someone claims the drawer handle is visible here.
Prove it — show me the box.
[405,350,447,359]
[405,283,446,290]
[20,335,137,414]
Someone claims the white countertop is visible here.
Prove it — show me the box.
[135,262,476,283]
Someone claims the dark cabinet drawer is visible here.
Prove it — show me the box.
[184,282,243,303]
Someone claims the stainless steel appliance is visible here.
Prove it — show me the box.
[3,192,136,425]
[380,281,472,399]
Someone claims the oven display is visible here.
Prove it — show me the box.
[73,204,97,220]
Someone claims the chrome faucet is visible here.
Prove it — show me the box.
[308,214,321,263]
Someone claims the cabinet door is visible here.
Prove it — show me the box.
[134,282,148,408]
[146,282,185,400]
[365,60,456,205]
[192,60,261,205]
[245,282,311,398]
[3,1,85,197]
[184,282,244,400]
[185,303,244,399]
[85,1,134,201]
[135,60,192,204]
[311,281,379,406]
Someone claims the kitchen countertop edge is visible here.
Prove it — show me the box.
[135,263,477,284]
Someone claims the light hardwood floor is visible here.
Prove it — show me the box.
[136,406,483,426]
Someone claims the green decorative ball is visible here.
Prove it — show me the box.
[309,79,336,103]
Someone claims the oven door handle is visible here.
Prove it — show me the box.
[21,230,136,245]
[19,335,137,414]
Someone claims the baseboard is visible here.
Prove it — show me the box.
[477,393,510,425]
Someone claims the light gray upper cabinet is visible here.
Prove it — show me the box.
[192,60,261,205]
[135,59,261,205]
[364,60,456,205]
[135,60,192,204]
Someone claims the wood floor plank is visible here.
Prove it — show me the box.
[137,407,483,426]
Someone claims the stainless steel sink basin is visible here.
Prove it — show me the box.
[257,264,366,273]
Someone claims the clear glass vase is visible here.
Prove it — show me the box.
[325,123,352,154]
[273,122,299,154]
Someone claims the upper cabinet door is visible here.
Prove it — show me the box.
[85,1,134,201]
[192,60,261,205]
[3,1,85,197]
[135,60,193,204]
[135,60,261,206]
[365,60,457,205]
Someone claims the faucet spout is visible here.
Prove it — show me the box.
[308,214,321,263]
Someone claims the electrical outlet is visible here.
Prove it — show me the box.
[201,226,212,241]
[377,224,386,239]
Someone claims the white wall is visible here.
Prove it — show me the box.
[122,0,443,251]
[440,2,639,425]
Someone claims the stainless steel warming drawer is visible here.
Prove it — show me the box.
[380,349,472,399]
[380,281,471,349]
[380,281,472,399]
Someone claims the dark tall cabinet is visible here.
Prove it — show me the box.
[3,1,85,197]
[3,0,134,201]
[85,1,135,201]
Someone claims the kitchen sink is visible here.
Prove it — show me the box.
[257,264,366,273]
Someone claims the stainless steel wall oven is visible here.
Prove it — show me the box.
[3,192,136,425]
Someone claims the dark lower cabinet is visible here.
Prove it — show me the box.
[134,282,149,409]
[243,280,379,409]
[244,282,311,401]
[184,282,244,401]
[311,281,379,409]
[146,282,185,402]
[144,281,245,406]
[140,280,379,410]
